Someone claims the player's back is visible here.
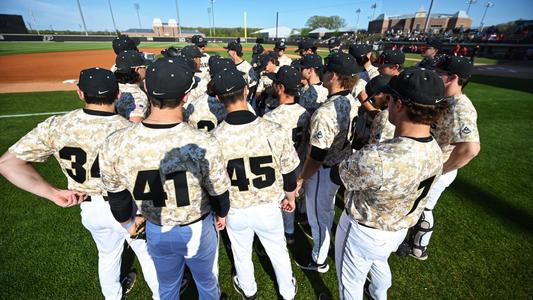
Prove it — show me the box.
[343,136,443,231]
[9,108,130,195]
[101,122,226,226]
[212,111,299,209]
[184,93,226,132]
[299,83,328,114]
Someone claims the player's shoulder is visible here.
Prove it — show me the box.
[454,93,477,112]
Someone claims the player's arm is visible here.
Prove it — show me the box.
[442,142,480,174]
[357,89,379,113]
[0,152,85,207]
[203,139,231,230]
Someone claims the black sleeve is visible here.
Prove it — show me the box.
[309,146,328,162]
[209,191,230,218]
[282,170,297,192]
[330,164,345,189]
[107,189,134,223]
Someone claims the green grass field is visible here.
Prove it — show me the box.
[0,43,531,299]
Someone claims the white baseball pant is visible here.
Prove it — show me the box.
[226,201,296,299]
[335,212,407,300]
[80,196,159,300]
[146,214,220,300]
[305,166,339,265]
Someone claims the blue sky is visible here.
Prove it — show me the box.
[1,0,532,31]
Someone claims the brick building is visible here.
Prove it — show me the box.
[368,9,471,34]
[122,18,204,38]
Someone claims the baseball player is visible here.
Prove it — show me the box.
[181,45,210,103]
[191,34,210,76]
[225,40,258,89]
[298,53,328,115]
[348,44,380,102]
[328,37,342,53]
[111,35,141,72]
[210,68,299,300]
[334,67,449,300]
[400,56,480,260]
[273,40,293,67]
[0,68,160,300]
[114,50,149,123]
[100,57,231,300]
[295,52,362,272]
[417,39,443,69]
[295,38,318,57]
[251,37,266,74]
[254,52,280,114]
[263,65,311,244]
[377,49,405,77]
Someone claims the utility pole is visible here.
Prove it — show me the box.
[479,1,494,31]
[275,12,279,39]
[210,0,216,36]
[107,0,118,32]
[423,0,435,33]
[466,0,477,15]
[371,3,377,20]
[175,0,181,36]
[76,0,89,36]
[134,3,142,28]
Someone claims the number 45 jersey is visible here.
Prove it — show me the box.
[212,112,300,209]
[338,136,443,231]
[99,122,230,226]
[9,109,131,196]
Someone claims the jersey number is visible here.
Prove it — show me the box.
[227,156,276,191]
[407,176,436,215]
[345,116,358,149]
[292,126,304,149]
[197,120,216,132]
[132,170,190,208]
[59,147,100,183]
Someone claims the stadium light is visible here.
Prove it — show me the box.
[175,0,182,36]
[107,0,118,32]
[134,3,142,29]
[466,0,477,15]
[355,8,361,37]
[423,0,435,33]
[207,7,212,36]
[29,10,40,35]
[76,0,89,36]
[210,0,216,36]
[370,3,377,20]
[479,1,495,31]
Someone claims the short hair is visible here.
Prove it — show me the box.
[337,73,359,90]
[148,96,182,109]
[114,70,141,84]
[403,100,449,125]
[83,91,117,105]
[217,88,246,105]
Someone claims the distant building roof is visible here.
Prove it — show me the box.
[309,27,334,34]
[337,26,358,32]
[253,26,300,38]
[124,28,153,33]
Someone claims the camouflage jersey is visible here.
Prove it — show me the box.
[278,55,293,67]
[308,91,361,166]
[187,71,210,103]
[212,111,300,209]
[235,59,258,88]
[351,65,379,97]
[99,122,230,226]
[299,82,329,114]
[431,94,480,162]
[117,83,149,119]
[9,109,130,196]
[263,103,311,161]
[256,72,274,95]
[184,93,226,132]
[339,136,443,231]
[368,109,395,144]
[199,52,210,77]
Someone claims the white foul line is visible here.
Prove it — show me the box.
[0,111,68,119]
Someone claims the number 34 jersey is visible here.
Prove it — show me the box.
[212,114,300,209]
[338,136,443,231]
[9,109,131,196]
[99,122,230,226]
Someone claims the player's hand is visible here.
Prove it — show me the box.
[281,199,296,212]
[295,178,305,197]
[50,189,87,207]
[127,216,146,236]
[215,216,226,231]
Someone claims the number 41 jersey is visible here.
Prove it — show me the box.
[9,109,131,196]
[338,136,443,231]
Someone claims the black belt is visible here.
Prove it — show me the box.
[83,195,109,202]
[323,164,332,169]
[153,213,210,227]
[344,208,376,229]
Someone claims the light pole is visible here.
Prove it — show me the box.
[355,8,361,38]
[479,1,494,31]
[466,0,477,15]
[207,7,212,36]
[210,0,216,36]
[370,3,377,20]
[30,10,40,35]
[175,0,181,36]
[76,0,89,36]
[423,0,435,33]
[134,3,142,28]
[107,0,118,32]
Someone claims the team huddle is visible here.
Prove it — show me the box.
[0,35,480,300]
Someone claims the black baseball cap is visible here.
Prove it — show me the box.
[173,54,197,72]
[258,52,278,71]
[328,37,341,49]
[253,43,265,54]
[296,38,317,52]
[384,67,446,105]
[209,57,238,77]
[291,59,302,70]
[191,35,207,47]
[274,66,301,90]
[377,49,405,67]
[112,35,140,54]
[349,44,371,59]
[300,53,323,69]
[425,39,443,50]
[115,50,147,72]
[181,45,202,59]
[224,40,242,54]
[434,55,473,79]
[365,74,392,98]
[78,67,118,96]
[211,68,247,96]
[325,51,362,75]
[255,37,265,44]
[145,57,195,99]
[274,40,287,50]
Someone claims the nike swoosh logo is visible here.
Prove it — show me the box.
[152,91,166,96]
[225,85,236,92]
[97,90,109,95]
